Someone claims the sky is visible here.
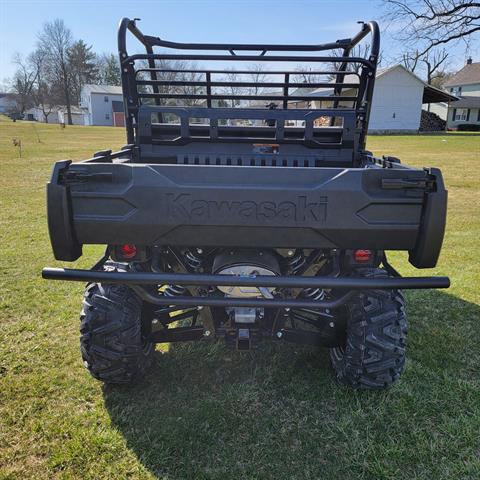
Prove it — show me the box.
[1,0,478,87]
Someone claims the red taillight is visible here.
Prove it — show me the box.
[120,244,137,259]
[354,249,373,263]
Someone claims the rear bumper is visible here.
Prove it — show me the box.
[47,160,447,268]
[42,267,450,308]
[42,267,450,289]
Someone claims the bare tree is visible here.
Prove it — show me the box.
[33,79,58,123]
[38,19,74,124]
[9,53,39,113]
[405,48,450,110]
[247,63,269,96]
[28,48,56,122]
[292,66,324,84]
[177,63,205,107]
[293,44,382,86]
[423,49,450,83]
[332,44,381,74]
[135,59,207,120]
[402,51,421,72]
[402,48,449,83]
[223,69,244,108]
[383,1,480,57]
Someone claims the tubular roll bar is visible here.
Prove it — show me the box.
[117,17,380,148]
[118,18,379,54]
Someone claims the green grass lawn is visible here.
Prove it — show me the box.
[0,117,479,479]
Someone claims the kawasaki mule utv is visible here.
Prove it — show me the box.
[42,18,449,389]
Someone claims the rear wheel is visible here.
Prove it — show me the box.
[80,274,153,385]
[329,268,407,389]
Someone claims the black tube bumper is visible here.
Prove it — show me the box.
[42,267,450,308]
[42,267,450,289]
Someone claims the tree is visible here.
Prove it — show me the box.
[422,49,450,84]
[29,48,58,122]
[247,64,269,96]
[223,69,244,108]
[382,1,480,57]
[402,48,450,110]
[9,53,39,113]
[68,40,98,103]
[37,19,74,124]
[332,44,381,75]
[293,44,382,85]
[9,48,62,121]
[293,66,324,84]
[430,69,454,88]
[177,65,205,107]
[402,52,421,72]
[402,48,449,84]
[32,78,59,123]
[96,53,121,85]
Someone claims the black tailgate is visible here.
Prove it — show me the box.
[47,161,446,267]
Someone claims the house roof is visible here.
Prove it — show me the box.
[298,64,456,103]
[304,66,408,97]
[288,86,317,97]
[444,61,480,87]
[82,84,123,95]
[423,84,457,103]
[449,95,480,109]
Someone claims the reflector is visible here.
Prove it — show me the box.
[354,249,373,262]
[120,244,137,259]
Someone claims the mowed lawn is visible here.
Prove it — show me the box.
[0,116,479,480]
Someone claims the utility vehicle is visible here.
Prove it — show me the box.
[42,18,449,389]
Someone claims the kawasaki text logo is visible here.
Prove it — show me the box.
[164,194,327,223]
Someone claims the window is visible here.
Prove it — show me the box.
[104,96,108,102]
[105,113,110,120]
[454,108,468,121]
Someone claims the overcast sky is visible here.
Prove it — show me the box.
[1,0,478,88]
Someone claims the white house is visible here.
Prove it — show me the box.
[444,58,480,129]
[57,106,87,125]
[25,106,60,123]
[24,105,87,124]
[369,65,425,131]
[426,102,448,121]
[294,64,455,132]
[80,85,125,126]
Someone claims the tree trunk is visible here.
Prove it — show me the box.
[61,61,73,125]
[64,85,73,125]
